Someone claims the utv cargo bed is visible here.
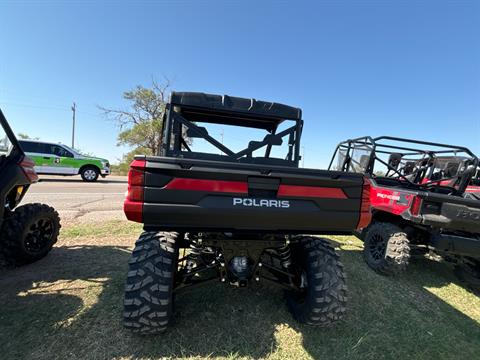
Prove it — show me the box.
[125,156,370,234]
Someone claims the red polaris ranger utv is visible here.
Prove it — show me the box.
[0,109,60,266]
[329,136,480,288]
[122,92,371,334]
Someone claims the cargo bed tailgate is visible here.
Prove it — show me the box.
[125,156,370,234]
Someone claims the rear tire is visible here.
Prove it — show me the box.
[0,203,60,265]
[80,166,99,182]
[123,231,178,335]
[287,236,347,326]
[363,222,410,275]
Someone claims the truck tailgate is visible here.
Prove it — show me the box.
[125,156,369,234]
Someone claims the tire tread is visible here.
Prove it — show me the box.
[123,231,178,335]
[288,236,348,326]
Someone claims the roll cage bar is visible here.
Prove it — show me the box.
[329,136,479,193]
[160,93,304,166]
[0,109,22,151]
[0,108,23,162]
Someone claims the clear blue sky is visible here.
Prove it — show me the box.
[1,0,479,167]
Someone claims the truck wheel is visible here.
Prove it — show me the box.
[287,236,347,326]
[80,166,99,182]
[363,222,410,275]
[123,231,178,335]
[454,259,480,292]
[0,203,60,265]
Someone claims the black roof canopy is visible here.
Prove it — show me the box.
[170,92,302,131]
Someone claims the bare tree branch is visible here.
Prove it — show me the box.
[99,78,173,154]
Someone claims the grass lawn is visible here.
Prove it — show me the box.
[0,220,479,360]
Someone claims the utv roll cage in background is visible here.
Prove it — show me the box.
[160,92,304,167]
[329,136,479,194]
[0,109,23,163]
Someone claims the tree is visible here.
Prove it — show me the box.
[17,133,39,140]
[99,78,171,155]
[112,147,152,175]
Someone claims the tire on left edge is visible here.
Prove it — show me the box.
[0,203,60,265]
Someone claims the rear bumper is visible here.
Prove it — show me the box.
[414,202,480,233]
[140,195,360,234]
[430,233,480,258]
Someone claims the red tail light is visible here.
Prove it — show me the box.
[124,159,146,223]
[356,177,372,230]
[410,196,422,216]
[19,156,39,183]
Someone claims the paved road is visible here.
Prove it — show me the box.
[23,175,128,224]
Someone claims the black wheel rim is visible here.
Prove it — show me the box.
[25,218,55,253]
[369,234,387,262]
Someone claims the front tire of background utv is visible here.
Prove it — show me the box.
[0,203,60,265]
[287,236,347,326]
[123,231,178,335]
[80,166,99,182]
[363,222,410,275]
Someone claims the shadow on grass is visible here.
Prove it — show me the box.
[0,241,479,359]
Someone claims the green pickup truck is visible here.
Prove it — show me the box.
[18,140,110,182]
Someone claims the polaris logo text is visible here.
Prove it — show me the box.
[233,198,290,208]
[376,193,400,201]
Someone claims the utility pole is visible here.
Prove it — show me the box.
[302,146,305,167]
[71,102,76,149]
[219,129,224,155]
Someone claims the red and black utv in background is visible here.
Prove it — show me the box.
[329,136,480,289]
[0,109,60,266]
[122,92,371,334]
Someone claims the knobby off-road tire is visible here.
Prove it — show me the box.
[287,236,347,326]
[363,222,410,275]
[0,203,60,265]
[123,231,178,335]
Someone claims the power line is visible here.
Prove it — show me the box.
[302,146,305,167]
[0,101,70,112]
[0,100,101,117]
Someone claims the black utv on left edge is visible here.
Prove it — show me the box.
[0,109,60,266]
[122,92,372,334]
